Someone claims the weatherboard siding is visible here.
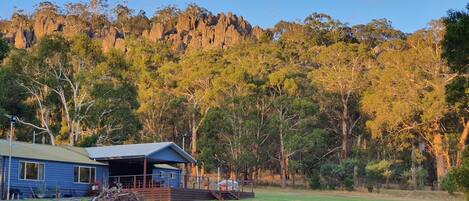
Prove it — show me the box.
[149,148,188,163]
[2,157,108,199]
[0,156,3,199]
[152,167,181,188]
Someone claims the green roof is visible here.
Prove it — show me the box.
[154,164,180,170]
[0,139,106,166]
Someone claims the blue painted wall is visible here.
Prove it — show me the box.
[0,157,3,199]
[152,167,181,188]
[1,156,108,199]
[149,148,187,163]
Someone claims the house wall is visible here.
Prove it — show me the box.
[1,156,108,199]
[149,148,188,163]
[0,156,3,199]
[152,167,181,188]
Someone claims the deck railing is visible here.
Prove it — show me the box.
[108,174,254,193]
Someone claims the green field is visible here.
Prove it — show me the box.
[243,191,389,201]
[243,187,465,201]
[246,191,394,201]
[21,187,465,201]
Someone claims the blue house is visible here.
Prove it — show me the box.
[0,139,195,200]
[0,140,108,199]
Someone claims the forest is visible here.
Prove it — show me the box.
[0,1,467,195]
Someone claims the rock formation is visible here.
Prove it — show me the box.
[0,8,263,53]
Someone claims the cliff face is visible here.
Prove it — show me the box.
[1,10,263,52]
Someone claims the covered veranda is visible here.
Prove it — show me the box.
[85,142,196,189]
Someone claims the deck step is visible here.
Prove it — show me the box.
[227,191,240,200]
[209,190,224,200]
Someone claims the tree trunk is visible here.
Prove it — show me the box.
[340,105,349,159]
[48,132,56,146]
[279,128,287,188]
[433,132,449,188]
[457,120,469,167]
[411,142,417,190]
[191,116,198,176]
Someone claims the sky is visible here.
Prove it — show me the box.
[0,0,467,33]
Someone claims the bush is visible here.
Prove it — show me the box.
[402,167,428,190]
[366,183,373,192]
[308,173,321,190]
[366,160,392,192]
[453,147,469,200]
[320,163,343,190]
[344,178,354,191]
[441,172,458,195]
[443,147,469,200]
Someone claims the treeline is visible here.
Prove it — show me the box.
[0,1,468,193]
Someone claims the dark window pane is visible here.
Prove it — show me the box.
[74,167,79,182]
[26,163,38,180]
[91,168,96,182]
[19,162,25,179]
[80,167,90,183]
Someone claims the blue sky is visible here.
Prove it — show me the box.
[1,0,467,33]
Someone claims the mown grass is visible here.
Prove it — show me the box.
[22,187,465,201]
[243,187,465,201]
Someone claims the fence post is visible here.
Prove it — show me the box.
[251,181,253,193]
[133,176,137,189]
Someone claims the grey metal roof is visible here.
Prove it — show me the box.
[85,142,196,163]
[154,164,180,170]
[0,139,106,166]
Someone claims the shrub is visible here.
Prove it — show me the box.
[441,172,458,195]
[443,147,469,200]
[453,147,469,200]
[365,160,392,192]
[402,167,428,190]
[308,172,321,190]
[320,163,343,190]
[344,178,354,191]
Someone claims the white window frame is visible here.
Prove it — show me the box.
[73,166,96,184]
[158,171,164,178]
[18,161,45,181]
[170,172,177,179]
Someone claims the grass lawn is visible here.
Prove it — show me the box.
[21,187,465,201]
[244,187,465,201]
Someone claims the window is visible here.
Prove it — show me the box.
[158,171,165,178]
[74,166,96,184]
[19,161,44,180]
[170,173,177,179]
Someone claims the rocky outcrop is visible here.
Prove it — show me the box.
[34,12,64,40]
[1,9,263,53]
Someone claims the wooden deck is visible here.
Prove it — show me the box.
[126,187,255,201]
[111,174,255,201]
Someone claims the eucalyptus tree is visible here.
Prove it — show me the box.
[158,49,225,174]
[442,4,469,167]
[362,22,455,182]
[309,42,371,159]
[267,64,318,188]
[87,49,141,144]
[125,37,178,141]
